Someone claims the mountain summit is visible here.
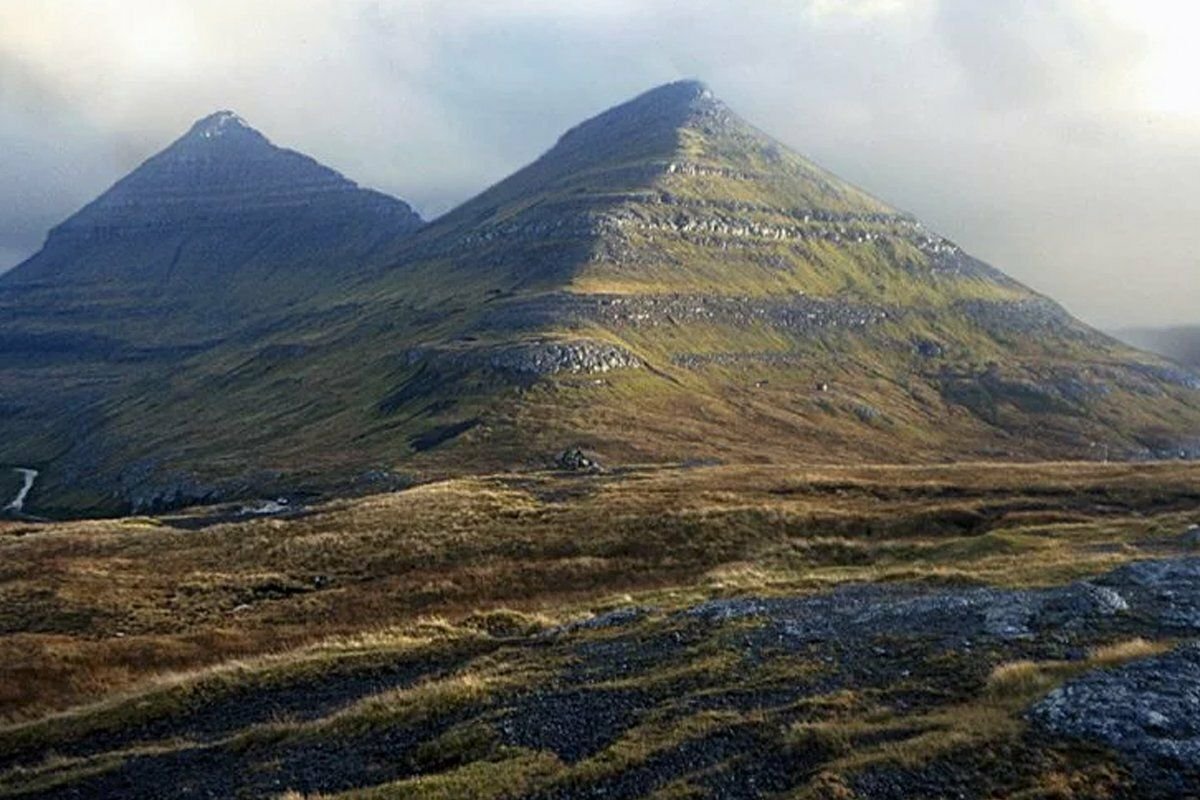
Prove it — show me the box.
[2,82,1199,515]
[7,111,421,287]
[187,109,257,139]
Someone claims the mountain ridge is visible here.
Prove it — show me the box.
[2,81,1199,516]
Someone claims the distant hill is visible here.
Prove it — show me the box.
[2,82,1199,516]
[1115,326,1200,368]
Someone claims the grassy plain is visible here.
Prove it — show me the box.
[1,460,1198,797]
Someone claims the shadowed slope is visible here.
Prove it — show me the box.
[0,112,425,512]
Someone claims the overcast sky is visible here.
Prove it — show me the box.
[1,0,1197,327]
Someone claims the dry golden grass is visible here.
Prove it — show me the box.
[1089,637,1170,665]
[1,460,1197,721]
[786,636,1181,788]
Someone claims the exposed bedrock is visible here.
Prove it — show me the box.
[400,339,641,378]
[477,292,896,333]
[1029,559,1200,797]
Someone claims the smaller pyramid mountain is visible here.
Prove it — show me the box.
[0,112,427,513]
[6,111,421,287]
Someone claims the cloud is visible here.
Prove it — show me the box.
[0,0,1197,326]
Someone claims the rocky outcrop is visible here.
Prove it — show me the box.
[403,339,641,378]
[486,341,640,375]
[556,447,600,472]
[479,292,894,334]
[1023,559,1200,796]
[683,569,1137,647]
[1031,644,1200,797]
[442,194,983,277]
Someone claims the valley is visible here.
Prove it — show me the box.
[1115,326,1200,369]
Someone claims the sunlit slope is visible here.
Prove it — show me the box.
[3,83,1199,515]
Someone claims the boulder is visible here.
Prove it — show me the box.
[1030,643,1200,796]
[557,447,599,472]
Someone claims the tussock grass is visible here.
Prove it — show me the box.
[1089,637,1170,665]
[1,460,1196,726]
[785,635,1177,791]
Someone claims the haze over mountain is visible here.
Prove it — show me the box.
[6,2,1200,330]
[4,109,421,292]
[1115,326,1200,368]
[2,80,1199,516]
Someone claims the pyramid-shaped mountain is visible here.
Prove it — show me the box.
[0,112,424,513]
[5,110,421,290]
[3,82,1199,515]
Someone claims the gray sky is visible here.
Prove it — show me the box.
[1,0,1197,327]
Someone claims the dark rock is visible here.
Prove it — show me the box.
[854,403,882,423]
[913,338,945,358]
[498,688,649,763]
[1030,643,1200,797]
[557,447,599,472]
[542,606,655,638]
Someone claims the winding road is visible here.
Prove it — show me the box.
[4,468,38,513]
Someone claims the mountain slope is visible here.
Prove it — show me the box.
[0,112,424,510]
[325,81,1200,473]
[2,110,421,325]
[4,82,1200,515]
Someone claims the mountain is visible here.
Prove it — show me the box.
[0,111,424,513]
[3,109,420,306]
[1115,326,1200,368]
[3,81,1200,516]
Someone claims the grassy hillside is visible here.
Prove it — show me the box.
[3,82,1200,516]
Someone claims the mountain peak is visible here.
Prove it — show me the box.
[553,78,723,151]
[635,78,715,106]
[8,107,423,272]
[182,110,266,146]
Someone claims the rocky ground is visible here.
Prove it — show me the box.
[5,549,1200,798]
